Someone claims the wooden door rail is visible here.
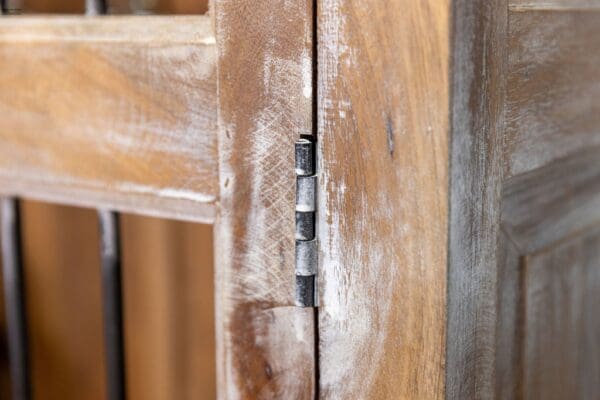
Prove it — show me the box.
[0,16,218,223]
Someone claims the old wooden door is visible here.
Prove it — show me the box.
[448,1,600,399]
[1,0,599,398]
[316,0,600,398]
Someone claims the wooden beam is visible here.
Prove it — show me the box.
[317,0,449,398]
[509,0,600,11]
[447,0,509,398]
[0,16,218,223]
[213,0,316,398]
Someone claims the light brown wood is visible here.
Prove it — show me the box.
[317,0,449,398]
[121,216,215,400]
[22,0,83,13]
[504,10,600,177]
[0,16,218,223]
[11,202,216,399]
[20,202,106,400]
[214,1,315,398]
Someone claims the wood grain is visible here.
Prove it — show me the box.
[496,226,600,400]
[510,0,600,11]
[121,216,215,400]
[317,0,449,398]
[496,148,600,399]
[20,202,107,400]
[22,0,83,13]
[12,201,216,400]
[502,147,600,253]
[0,16,218,223]
[504,10,600,177]
[523,227,600,400]
[447,0,509,398]
[495,230,525,400]
[214,1,315,399]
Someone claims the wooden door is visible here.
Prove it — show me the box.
[1,0,598,398]
[448,1,600,399]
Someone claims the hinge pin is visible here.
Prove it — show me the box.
[295,139,317,307]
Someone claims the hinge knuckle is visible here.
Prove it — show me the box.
[295,275,316,308]
[295,239,317,276]
[295,139,315,176]
[296,175,316,212]
[295,139,318,308]
[295,211,315,241]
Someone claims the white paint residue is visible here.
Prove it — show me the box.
[317,0,398,396]
[197,35,216,45]
[302,51,313,99]
[2,170,215,204]
[117,182,216,202]
[0,16,216,44]
[318,0,352,135]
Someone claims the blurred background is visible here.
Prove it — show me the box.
[0,1,216,398]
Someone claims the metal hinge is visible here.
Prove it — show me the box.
[295,139,318,307]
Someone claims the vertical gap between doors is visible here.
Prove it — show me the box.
[311,0,320,399]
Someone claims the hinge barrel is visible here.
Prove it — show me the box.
[295,211,315,241]
[295,139,315,175]
[295,139,317,307]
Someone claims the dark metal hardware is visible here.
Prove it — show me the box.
[98,210,126,400]
[295,140,318,307]
[1,198,30,400]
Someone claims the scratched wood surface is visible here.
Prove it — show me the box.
[0,16,218,223]
[213,0,315,399]
[0,1,217,399]
[504,9,600,177]
[317,0,449,398]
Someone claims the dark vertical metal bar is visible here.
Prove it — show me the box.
[98,210,125,400]
[85,0,106,15]
[1,0,21,13]
[1,199,30,400]
[85,0,125,396]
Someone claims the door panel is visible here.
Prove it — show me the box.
[449,3,600,399]
[504,10,600,177]
[523,228,600,400]
[496,8,600,399]
[498,6,600,400]
[497,149,600,399]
